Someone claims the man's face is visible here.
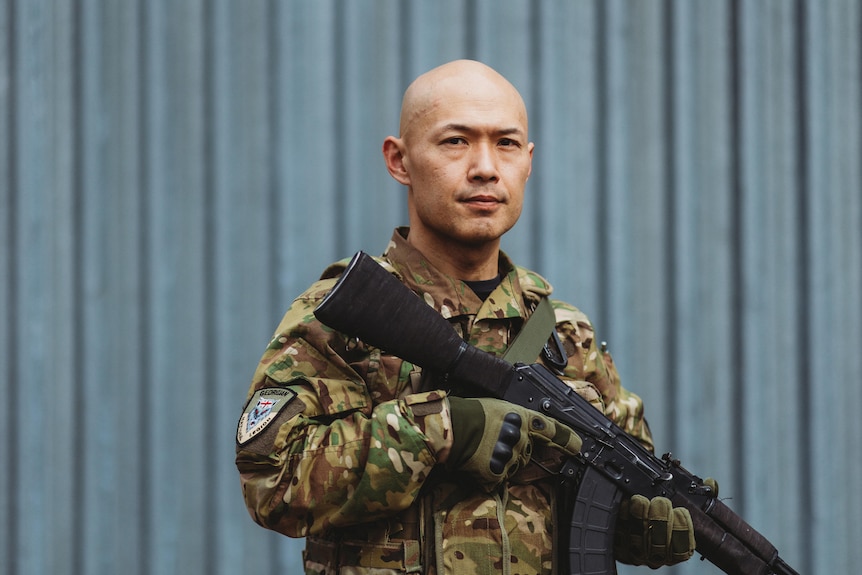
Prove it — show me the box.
[395,72,534,250]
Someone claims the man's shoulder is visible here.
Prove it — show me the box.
[513,265,553,296]
[319,254,397,281]
[509,263,593,327]
[296,254,399,303]
[550,299,593,327]
[504,260,552,314]
[289,258,352,304]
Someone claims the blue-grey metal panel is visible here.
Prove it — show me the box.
[0,0,12,568]
[738,3,808,572]
[531,1,602,314]
[803,1,862,572]
[663,0,738,528]
[2,1,860,574]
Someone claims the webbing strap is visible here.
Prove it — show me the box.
[304,536,422,572]
[503,297,557,365]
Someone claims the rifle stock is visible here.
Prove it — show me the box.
[314,251,800,575]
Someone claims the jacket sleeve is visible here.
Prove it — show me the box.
[235,279,453,538]
[552,300,655,453]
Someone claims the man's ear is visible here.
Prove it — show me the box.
[383,136,411,186]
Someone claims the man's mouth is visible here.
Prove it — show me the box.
[461,194,502,206]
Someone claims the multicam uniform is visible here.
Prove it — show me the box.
[236,227,654,575]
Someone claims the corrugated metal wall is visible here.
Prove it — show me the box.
[2,1,860,574]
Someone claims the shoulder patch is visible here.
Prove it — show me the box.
[237,387,298,445]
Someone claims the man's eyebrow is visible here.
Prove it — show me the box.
[438,123,525,137]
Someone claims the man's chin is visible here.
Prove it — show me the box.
[452,224,514,247]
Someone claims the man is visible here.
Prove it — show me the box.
[236,59,695,575]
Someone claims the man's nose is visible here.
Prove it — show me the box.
[468,143,499,182]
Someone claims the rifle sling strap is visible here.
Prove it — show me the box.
[503,297,557,365]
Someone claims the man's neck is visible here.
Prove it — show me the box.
[406,230,500,281]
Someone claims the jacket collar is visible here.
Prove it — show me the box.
[381,227,553,322]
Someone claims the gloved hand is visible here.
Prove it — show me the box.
[614,495,696,567]
[446,397,582,491]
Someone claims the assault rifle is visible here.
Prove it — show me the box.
[314,252,800,575]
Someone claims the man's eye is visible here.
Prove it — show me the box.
[499,138,520,147]
[444,137,466,145]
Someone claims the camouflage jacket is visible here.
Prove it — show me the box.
[236,227,654,575]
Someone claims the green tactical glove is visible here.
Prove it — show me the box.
[446,396,582,492]
[614,495,696,568]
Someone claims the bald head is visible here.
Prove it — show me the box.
[398,60,529,143]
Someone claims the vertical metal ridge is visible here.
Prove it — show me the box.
[793,1,813,571]
[398,0,411,92]
[201,1,216,572]
[728,0,747,513]
[662,0,678,443]
[4,1,19,574]
[595,0,609,331]
[136,1,152,573]
[528,1,543,271]
[71,2,86,573]
[465,0,477,60]
[267,0,281,323]
[333,7,347,255]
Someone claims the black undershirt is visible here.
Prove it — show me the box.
[464,275,502,301]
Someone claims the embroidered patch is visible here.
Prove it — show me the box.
[237,387,297,445]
